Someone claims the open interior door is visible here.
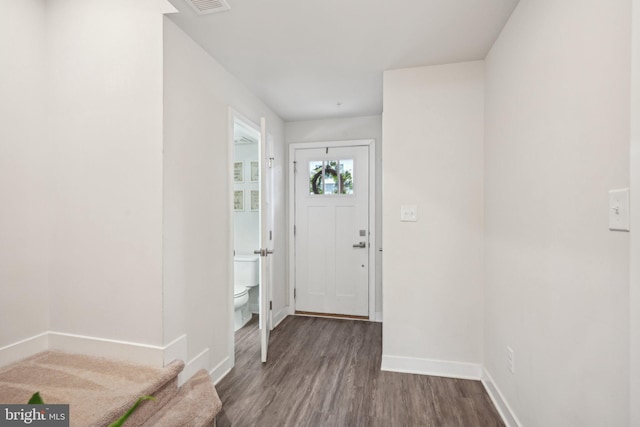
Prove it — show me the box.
[258,117,273,363]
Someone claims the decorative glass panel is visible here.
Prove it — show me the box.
[324,160,338,194]
[338,159,354,195]
[308,159,354,195]
[309,161,324,194]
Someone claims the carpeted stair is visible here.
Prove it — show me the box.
[0,351,222,427]
[142,369,221,427]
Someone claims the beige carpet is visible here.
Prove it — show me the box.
[0,351,184,427]
[142,369,221,427]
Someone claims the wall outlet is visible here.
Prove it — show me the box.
[507,346,515,374]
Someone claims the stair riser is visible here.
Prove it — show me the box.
[126,376,179,427]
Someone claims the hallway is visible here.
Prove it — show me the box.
[216,316,503,426]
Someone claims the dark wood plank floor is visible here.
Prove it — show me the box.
[216,315,504,427]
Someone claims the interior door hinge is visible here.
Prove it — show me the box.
[294,225,296,237]
[269,230,272,241]
[293,161,297,173]
[294,288,296,299]
[269,300,273,310]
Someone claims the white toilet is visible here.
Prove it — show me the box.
[233,286,249,331]
[233,255,259,331]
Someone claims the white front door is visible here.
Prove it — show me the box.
[294,145,370,317]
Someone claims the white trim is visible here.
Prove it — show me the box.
[182,347,209,386]
[630,0,640,424]
[288,147,296,316]
[272,306,289,328]
[48,332,164,366]
[227,108,237,373]
[1,332,194,369]
[381,354,482,380]
[367,141,377,321]
[374,311,383,323]
[163,334,188,385]
[288,139,378,321]
[228,108,262,371]
[481,368,522,427]
[210,356,233,385]
[0,332,49,367]
[266,131,276,336]
[163,334,187,367]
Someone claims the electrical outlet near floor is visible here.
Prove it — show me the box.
[507,346,515,374]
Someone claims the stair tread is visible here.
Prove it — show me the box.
[142,369,222,427]
[0,351,184,427]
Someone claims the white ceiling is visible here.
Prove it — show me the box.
[167,0,519,122]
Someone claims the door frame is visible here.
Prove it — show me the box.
[288,139,377,320]
[227,108,262,369]
[630,0,639,424]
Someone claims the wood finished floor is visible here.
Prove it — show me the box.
[216,315,504,427]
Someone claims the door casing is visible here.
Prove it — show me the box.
[227,108,265,369]
[288,139,376,320]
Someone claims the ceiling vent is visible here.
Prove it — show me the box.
[186,0,231,15]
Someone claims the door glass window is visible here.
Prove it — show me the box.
[308,160,354,195]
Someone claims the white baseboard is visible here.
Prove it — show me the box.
[181,347,209,386]
[163,334,187,367]
[164,334,188,386]
[381,354,482,380]
[0,332,49,367]
[48,332,164,366]
[273,307,289,328]
[481,368,521,427]
[210,356,232,385]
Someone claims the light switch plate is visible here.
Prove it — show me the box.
[609,188,630,231]
[400,205,418,222]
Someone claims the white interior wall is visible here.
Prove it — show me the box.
[284,116,383,315]
[484,0,631,425]
[0,0,49,365]
[46,0,167,361]
[163,18,285,381]
[381,62,484,376]
[631,0,640,425]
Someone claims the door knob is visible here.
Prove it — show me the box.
[254,249,275,256]
[352,242,367,248]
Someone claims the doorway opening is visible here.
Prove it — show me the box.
[230,114,261,361]
[228,110,275,365]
